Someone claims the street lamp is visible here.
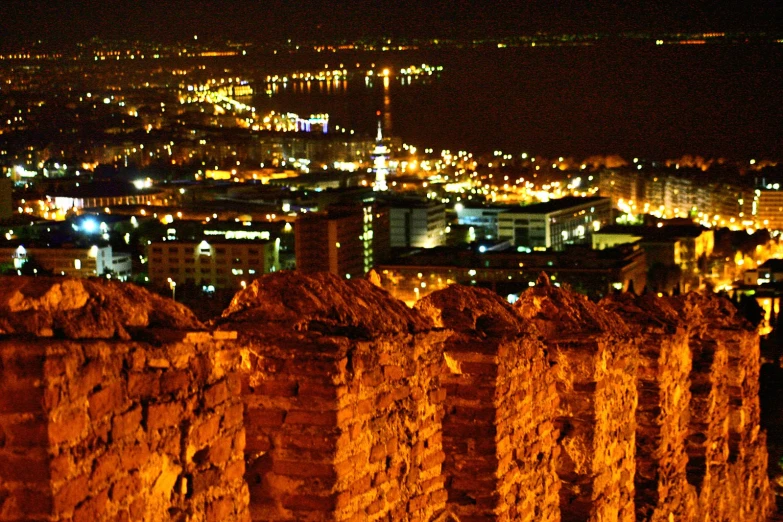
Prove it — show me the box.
[167,278,176,301]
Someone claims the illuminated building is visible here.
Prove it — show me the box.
[295,113,329,133]
[455,205,515,240]
[148,239,280,290]
[295,204,389,278]
[48,182,164,212]
[497,197,612,251]
[372,121,390,192]
[756,259,783,284]
[388,199,446,248]
[598,170,641,209]
[593,224,714,292]
[377,243,646,305]
[737,259,783,335]
[755,188,783,231]
[0,244,121,278]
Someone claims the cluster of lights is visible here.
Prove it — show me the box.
[264,64,442,86]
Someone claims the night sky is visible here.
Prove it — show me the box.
[1,0,781,45]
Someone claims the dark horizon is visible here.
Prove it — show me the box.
[1,0,781,47]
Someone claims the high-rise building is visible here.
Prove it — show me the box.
[296,203,389,278]
[755,188,783,231]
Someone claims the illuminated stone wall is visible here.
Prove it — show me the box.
[516,278,638,522]
[416,286,560,521]
[0,275,773,522]
[217,273,449,521]
[602,294,698,521]
[0,278,249,522]
[672,293,772,521]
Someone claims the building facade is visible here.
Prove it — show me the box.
[755,189,783,231]
[497,197,612,251]
[377,243,647,305]
[295,204,390,278]
[148,239,279,290]
[389,200,446,248]
[0,244,115,278]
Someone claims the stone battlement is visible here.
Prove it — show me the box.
[0,274,772,521]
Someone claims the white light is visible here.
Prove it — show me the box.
[82,219,98,233]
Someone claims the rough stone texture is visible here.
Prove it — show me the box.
[0,274,773,522]
[0,277,202,339]
[602,293,698,522]
[515,277,638,522]
[0,277,249,522]
[417,286,560,522]
[670,293,736,521]
[217,272,449,522]
[672,293,773,522]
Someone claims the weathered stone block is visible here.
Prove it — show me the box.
[516,277,637,522]
[0,277,250,522]
[218,272,448,522]
[417,285,560,522]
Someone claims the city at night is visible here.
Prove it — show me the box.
[0,1,781,520]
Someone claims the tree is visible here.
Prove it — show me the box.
[17,255,54,276]
[647,263,682,295]
[737,294,764,327]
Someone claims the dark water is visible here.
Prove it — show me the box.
[249,43,783,160]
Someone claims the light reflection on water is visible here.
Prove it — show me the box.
[249,44,782,160]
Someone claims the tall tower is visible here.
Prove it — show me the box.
[372,117,390,192]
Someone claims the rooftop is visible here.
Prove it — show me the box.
[502,196,608,215]
[597,224,710,240]
[759,259,783,271]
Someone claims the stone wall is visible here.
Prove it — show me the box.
[416,286,560,522]
[515,277,638,522]
[602,294,697,522]
[0,275,773,522]
[672,293,772,521]
[0,278,249,522]
[217,273,449,521]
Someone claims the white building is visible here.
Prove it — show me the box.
[0,244,122,278]
[497,197,612,251]
[389,201,446,248]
